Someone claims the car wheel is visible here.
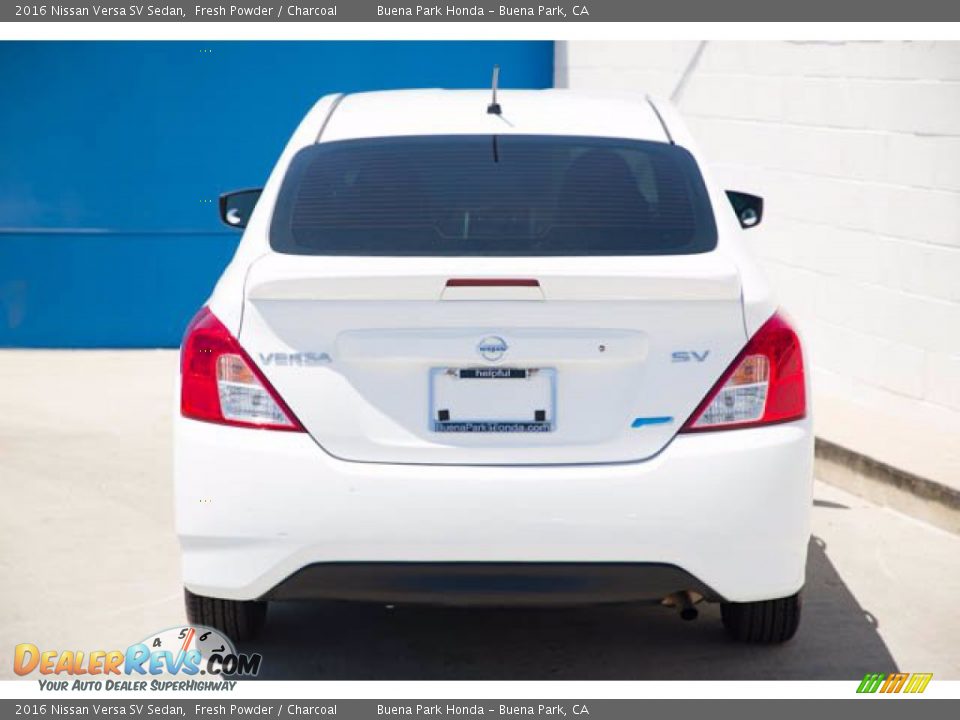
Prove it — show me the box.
[184,587,267,642]
[720,591,801,643]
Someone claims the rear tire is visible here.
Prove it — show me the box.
[720,592,801,644]
[184,587,267,642]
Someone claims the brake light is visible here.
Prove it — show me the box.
[445,278,540,287]
[680,312,805,432]
[180,307,304,431]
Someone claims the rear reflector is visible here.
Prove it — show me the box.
[180,307,304,431]
[680,312,805,432]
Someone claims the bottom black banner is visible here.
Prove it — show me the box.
[1,699,955,720]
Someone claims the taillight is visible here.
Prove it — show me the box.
[180,307,304,431]
[680,312,805,432]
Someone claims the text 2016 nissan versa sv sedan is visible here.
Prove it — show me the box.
[176,89,812,644]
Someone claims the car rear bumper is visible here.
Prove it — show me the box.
[175,418,813,604]
[264,562,722,605]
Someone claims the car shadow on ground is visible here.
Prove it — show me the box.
[238,536,896,680]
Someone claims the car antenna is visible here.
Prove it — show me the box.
[487,65,502,115]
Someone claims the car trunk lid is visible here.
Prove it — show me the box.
[238,253,746,465]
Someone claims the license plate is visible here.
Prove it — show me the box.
[430,367,556,433]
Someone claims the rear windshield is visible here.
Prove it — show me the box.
[270,135,717,256]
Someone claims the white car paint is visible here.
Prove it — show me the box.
[177,418,811,603]
[239,253,745,465]
[176,89,812,609]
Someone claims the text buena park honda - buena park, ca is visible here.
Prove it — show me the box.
[378,5,591,17]
[379,706,591,716]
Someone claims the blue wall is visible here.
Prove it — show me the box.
[0,41,553,347]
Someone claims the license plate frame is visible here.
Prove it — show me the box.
[429,367,556,433]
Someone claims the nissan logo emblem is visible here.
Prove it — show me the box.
[477,336,508,362]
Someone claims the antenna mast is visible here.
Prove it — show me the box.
[487,65,502,115]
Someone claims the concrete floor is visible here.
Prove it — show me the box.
[1,350,958,680]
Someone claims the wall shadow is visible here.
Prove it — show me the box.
[238,537,896,680]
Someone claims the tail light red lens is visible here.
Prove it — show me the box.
[680,312,806,432]
[180,307,304,431]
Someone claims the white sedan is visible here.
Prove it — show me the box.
[175,88,812,644]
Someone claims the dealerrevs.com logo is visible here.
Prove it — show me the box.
[14,626,262,691]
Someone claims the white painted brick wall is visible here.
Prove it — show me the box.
[557,41,960,490]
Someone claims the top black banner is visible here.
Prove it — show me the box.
[6,0,960,21]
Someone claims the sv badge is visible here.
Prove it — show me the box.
[672,350,710,363]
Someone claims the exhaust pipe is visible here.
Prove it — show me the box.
[661,591,701,621]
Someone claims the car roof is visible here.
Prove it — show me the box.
[317,89,671,144]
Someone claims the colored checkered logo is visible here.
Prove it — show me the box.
[857,672,933,694]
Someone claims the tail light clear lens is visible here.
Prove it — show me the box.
[681,312,805,432]
[180,307,303,431]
